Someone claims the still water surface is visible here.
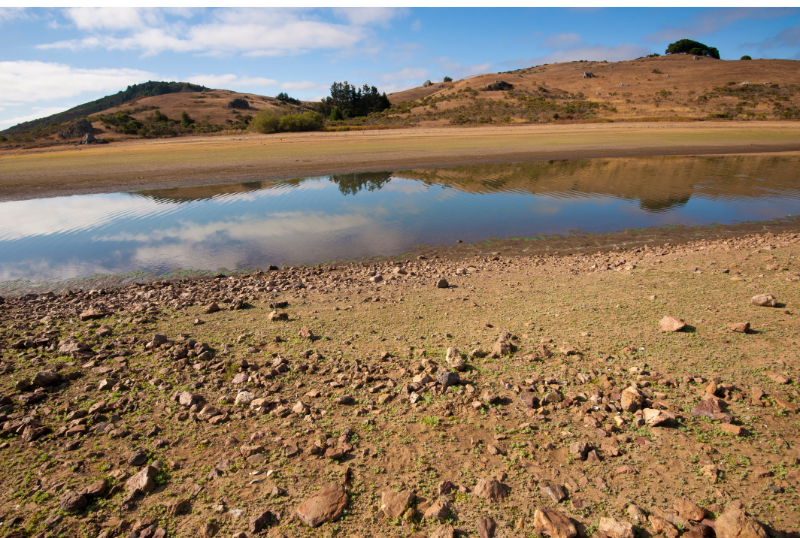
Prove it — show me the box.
[1,155,799,282]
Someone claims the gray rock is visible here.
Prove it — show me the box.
[436,370,460,389]
[58,119,93,140]
[58,490,88,512]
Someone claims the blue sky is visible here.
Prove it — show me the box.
[1,7,799,130]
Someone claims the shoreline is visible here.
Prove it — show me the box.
[3,216,798,298]
[1,122,800,201]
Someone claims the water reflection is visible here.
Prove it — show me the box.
[1,154,799,282]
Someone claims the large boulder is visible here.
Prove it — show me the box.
[59,119,93,140]
[715,501,768,538]
[533,507,578,538]
[581,71,596,79]
[296,483,348,527]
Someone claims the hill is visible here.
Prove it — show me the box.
[0,81,210,136]
[369,54,800,126]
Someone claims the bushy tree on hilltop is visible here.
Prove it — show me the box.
[666,39,720,59]
[316,82,391,119]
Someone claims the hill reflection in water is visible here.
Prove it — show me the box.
[1,154,799,282]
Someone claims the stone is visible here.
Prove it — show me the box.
[715,500,768,538]
[423,79,432,87]
[541,484,567,503]
[234,391,254,406]
[650,516,679,538]
[31,370,59,387]
[485,80,513,91]
[445,347,466,371]
[751,294,777,307]
[249,510,275,533]
[533,507,578,538]
[204,303,221,314]
[492,332,514,356]
[598,517,634,538]
[296,483,348,527]
[81,479,108,499]
[59,119,93,140]
[728,322,750,333]
[424,499,449,520]
[569,441,588,460]
[431,525,456,538]
[474,478,509,502]
[436,370,460,389]
[659,316,686,332]
[476,517,497,538]
[126,465,158,494]
[59,490,88,512]
[674,499,705,522]
[691,398,729,420]
[369,275,383,283]
[268,310,288,321]
[436,278,450,288]
[198,405,221,421]
[520,392,540,409]
[719,423,747,436]
[79,309,106,321]
[381,489,415,518]
[128,448,149,466]
[299,326,314,340]
[643,408,672,426]
[620,386,645,412]
[178,392,197,407]
[239,445,263,457]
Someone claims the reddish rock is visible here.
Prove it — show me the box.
[533,507,578,538]
[715,501,768,538]
[727,322,750,333]
[474,478,509,502]
[659,316,686,332]
[476,517,497,538]
[751,294,777,307]
[296,483,348,527]
[381,489,415,518]
[620,386,645,412]
[674,499,706,522]
[598,517,634,538]
[59,490,87,512]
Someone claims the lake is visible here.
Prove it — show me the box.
[1,154,799,284]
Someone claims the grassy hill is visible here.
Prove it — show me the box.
[0,81,210,136]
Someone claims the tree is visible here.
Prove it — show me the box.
[665,39,720,59]
[330,107,344,121]
[316,81,391,119]
[740,55,752,60]
[276,92,300,104]
[443,76,453,82]
[181,111,195,127]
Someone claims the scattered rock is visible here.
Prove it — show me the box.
[476,517,497,538]
[620,386,645,412]
[436,278,450,288]
[204,303,221,314]
[715,500,768,538]
[31,370,59,387]
[751,294,777,307]
[445,347,466,371]
[249,510,275,533]
[381,489,415,518]
[58,490,88,512]
[431,524,456,538]
[728,322,750,333]
[598,517,634,538]
[296,483,348,527]
[659,316,686,332]
[533,507,578,538]
[474,478,509,502]
[126,465,157,494]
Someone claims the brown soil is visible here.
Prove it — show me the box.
[0,228,799,538]
[2,122,800,202]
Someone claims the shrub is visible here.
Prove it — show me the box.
[647,53,661,58]
[250,109,323,134]
[652,69,663,74]
[741,55,752,60]
[0,135,7,142]
[443,76,452,82]
[276,92,300,105]
[228,98,249,109]
[181,111,195,127]
[330,107,344,121]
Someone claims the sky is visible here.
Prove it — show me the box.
[1,6,800,130]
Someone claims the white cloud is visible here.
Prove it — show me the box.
[502,44,650,69]
[0,7,28,25]
[279,81,328,92]
[0,61,156,106]
[186,74,278,88]
[541,32,585,49]
[411,19,421,32]
[40,7,393,58]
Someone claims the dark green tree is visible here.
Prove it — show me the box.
[740,55,752,60]
[665,39,720,59]
[316,82,391,119]
[443,76,453,82]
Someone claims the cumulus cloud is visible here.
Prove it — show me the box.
[0,7,28,25]
[0,61,155,106]
[644,8,795,44]
[185,74,327,93]
[39,7,399,57]
[0,107,76,130]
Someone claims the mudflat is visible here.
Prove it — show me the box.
[2,121,800,200]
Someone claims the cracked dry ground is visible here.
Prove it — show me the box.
[1,231,799,538]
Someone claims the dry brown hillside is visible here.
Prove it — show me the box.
[377,55,800,126]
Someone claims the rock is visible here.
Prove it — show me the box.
[691,398,729,420]
[381,489,415,518]
[31,370,59,387]
[126,466,157,494]
[445,347,466,371]
[620,386,645,412]
[249,510,275,533]
[234,391,254,406]
[659,316,686,332]
[423,80,432,87]
[424,499,449,520]
[178,391,198,407]
[643,408,673,426]
[299,326,314,340]
[569,441,588,460]
[650,516,679,538]
[719,423,747,436]
[240,445,263,457]
[728,322,750,333]
[541,484,567,503]
[436,278,449,288]
[81,479,108,499]
[79,309,105,321]
[751,294,777,307]
[58,119,93,140]
[296,483,348,527]
[580,71,596,79]
[475,517,497,538]
[598,517,634,538]
[474,478,509,502]
[198,405,221,421]
[520,391,539,409]
[369,275,383,283]
[492,332,514,356]
[81,132,97,144]
[58,490,88,512]
[715,500,768,538]
[268,311,288,321]
[128,448,149,466]
[431,525,456,538]
[232,372,249,384]
[204,303,221,314]
[674,499,705,522]
[436,370,460,389]
[533,507,578,538]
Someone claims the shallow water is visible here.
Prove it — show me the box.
[1,154,800,282]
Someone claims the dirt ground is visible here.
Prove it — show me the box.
[1,226,798,538]
[1,122,800,201]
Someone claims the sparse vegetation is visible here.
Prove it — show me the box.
[250,108,324,134]
[276,92,301,105]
